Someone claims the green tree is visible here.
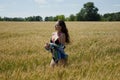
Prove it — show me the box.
[3,17,12,21]
[65,17,69,21]
[69,14,76,21]
[54,15,65,21]
[77,2,100,21]
[44,16,54,21]
[25,16,43,21]
[45,17,49,21]
[76,12,83,21]
[0,17,2,21]
[115,12,120,21]
[103,12,120,21]
[36,16,43,21]
[25,16,33,21]
[12,17,24,21]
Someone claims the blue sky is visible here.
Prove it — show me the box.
[0,0,120,18]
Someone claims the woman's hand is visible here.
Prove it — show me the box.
[44,43,50,49]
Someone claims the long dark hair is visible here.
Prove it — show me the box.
[57,20,70,43]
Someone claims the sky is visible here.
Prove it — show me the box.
[0,0,120,18]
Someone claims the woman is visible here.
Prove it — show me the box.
[45,20,70,68]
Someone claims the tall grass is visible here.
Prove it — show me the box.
[0,22,120,80]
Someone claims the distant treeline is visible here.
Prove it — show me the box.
[0,16,43,21]
[0,2,120,21]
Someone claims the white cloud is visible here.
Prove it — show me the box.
[34,0,47,4]
[113,4,120,7]
[0,5,5,12]
[55,0,64,2]
[34,0,64,5]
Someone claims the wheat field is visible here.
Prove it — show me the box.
[0,22,120,80]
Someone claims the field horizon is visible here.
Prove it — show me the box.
[0,22,120,80]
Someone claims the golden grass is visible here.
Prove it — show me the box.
[0,22,120,80]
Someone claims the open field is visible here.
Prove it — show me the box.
[0,22,120,80]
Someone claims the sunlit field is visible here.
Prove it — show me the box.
[0,22,120,80]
